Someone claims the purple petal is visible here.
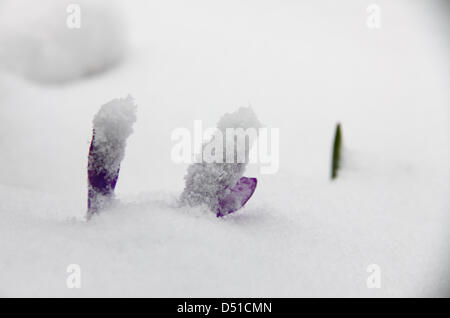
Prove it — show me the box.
[87,131,121,216]
[217,177,257,217]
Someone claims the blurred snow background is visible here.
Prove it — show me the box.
[0,0,128,83]
[0,0,449,297]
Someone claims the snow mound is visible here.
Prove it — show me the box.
[0,0,128,83]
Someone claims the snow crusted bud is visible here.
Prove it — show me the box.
[180,106,261,215]
[87,95,137,218]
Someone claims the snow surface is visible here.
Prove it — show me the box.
[0,0,449,297]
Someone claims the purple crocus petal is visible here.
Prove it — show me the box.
[87,131,120,215]
[217,177,257,217]
[86,96,137,219]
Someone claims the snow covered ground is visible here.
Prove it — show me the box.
[0,0,449,297]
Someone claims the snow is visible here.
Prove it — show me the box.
[0,0,449,297]
[0,0,127,83]
[91,96,137,155]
